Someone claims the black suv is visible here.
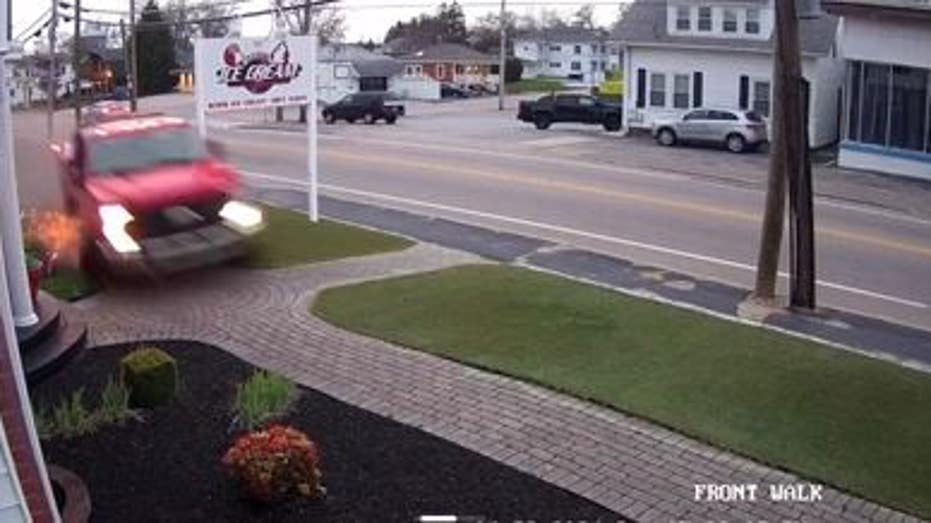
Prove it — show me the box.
[322,93,401,125]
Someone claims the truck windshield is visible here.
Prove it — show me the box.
[88,128,207,175]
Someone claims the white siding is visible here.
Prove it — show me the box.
[389,76,441,100]
[514,38,619,87]
[841,16,931,70]
[624,46,843,147]
[0,417,28,523]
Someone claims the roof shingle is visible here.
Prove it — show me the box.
[612,0,839,56]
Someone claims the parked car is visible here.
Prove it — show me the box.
[322,93,400,124]
[518,94,623,132]
[51,115,264,275]
[652,109,768,153]
[441,83,469,99]
[80,100,132,124]
[467,83,494,97]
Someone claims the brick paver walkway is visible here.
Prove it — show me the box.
[68,244,920,522]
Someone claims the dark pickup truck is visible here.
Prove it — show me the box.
[518,94,622,131]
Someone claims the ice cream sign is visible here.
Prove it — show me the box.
[215,41,303,94]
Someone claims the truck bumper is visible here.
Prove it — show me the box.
[97,223,253,276]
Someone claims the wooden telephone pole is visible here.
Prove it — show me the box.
[753,0,804,302]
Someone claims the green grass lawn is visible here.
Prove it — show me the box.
[41,266,97,302]
[313,264,931,518]
[506,78,566,94]
[245,206,414,269]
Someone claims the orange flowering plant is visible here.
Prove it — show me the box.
[222,424,325,503]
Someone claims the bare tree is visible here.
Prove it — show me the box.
[571,4,596,30]
[276,1,346,44]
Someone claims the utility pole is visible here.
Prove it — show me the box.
[752,0,803,302]
[497,0,506,111]
[129,0,137,110]
[72,0,81,126]
[46,0,58,138]
[120,18,130,100]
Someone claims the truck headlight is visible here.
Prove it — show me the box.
[99,204,141,254]
[219,200,264,233]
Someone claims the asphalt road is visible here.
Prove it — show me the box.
[11,95,931,333]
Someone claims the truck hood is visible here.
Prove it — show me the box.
[85,160,240,212]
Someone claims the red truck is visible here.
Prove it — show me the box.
[51,114,264,274]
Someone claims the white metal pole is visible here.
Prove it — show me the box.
[0,0,39,328]
[194,39,206,139]
[307,33,318,222]
[497,0,506,111]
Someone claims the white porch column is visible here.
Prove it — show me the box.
[0,2,39,328]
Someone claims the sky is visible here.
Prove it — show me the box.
[11,0,625,49]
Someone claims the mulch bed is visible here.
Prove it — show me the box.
[32,341,622,522]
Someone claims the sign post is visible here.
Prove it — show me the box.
[194,35,319,221]
[307,34,318,221]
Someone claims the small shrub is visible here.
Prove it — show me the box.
[32,405,54,440]
[120,347,177,408]
[50,389,97,439]
[222,424,325,503]
[233,371,298,431]
[97,377,138,425]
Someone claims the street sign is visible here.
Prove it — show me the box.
[194,35,313,115]
[194,35,319,222]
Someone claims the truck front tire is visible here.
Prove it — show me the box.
[603,115,622,132]
[534,113,552,130]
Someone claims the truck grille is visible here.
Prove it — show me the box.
[128,199,225,239]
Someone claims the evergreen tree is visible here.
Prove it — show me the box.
[136,0,177,96]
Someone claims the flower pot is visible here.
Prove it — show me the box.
[26,253,55,306]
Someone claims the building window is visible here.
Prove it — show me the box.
[334,65,351,79]
[848,61,931,153]
[591,61,598,71]
[847,62,862,141]
[571,61,581,71]
[890,65,928,151]
[650,73,666,107]
[549,62,561,69]
[549,45,561,52]
[437,64,446,78]
[591,44,598,53]
[673,74,690,108]
[723,9,737,33]
[601,61,606,71]
[676,5,690,31]
[574,45,582,54]
[404,64,422,76]
[490,64,500,74]
[455,64,465,74]
[752,80,771,117]
[359,77,387,91]
[860,63,890,145]
[600,45,606,54]
[745,8,760,34]
[698,7,712,31]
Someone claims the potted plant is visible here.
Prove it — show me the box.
[24,240,54,305]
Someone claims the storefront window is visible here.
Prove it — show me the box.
[847,62,861,141]
[891,66,928,151]
[860,63,889,146]
[849,60,931,152]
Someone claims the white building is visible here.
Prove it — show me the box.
[823,0,931,181]
[514,27,620,87]
[613,0,844,148]
[317,44,439,103]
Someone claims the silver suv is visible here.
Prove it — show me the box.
[652,109,768,153]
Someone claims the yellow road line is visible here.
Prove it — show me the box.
[222,135,931,259]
